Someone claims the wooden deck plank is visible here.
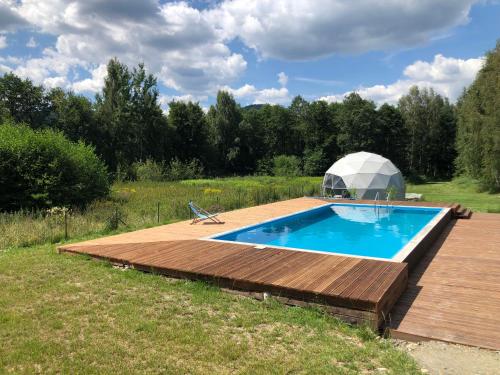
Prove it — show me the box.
[59,198,415,326]
[66,197,500,336]
[390,213,500,350]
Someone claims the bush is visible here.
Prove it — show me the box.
[255,158,273,176]
[272,155,302,177]
[0,123,109,211]
[166,158,204,181]
[132,159,165,182]
[302,149,328,176]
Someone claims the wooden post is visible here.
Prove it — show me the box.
[64,210,68,240]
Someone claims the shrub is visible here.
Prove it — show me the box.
[255,158,273,176]
[302,149,328,176]
[272,155,302,177]
[0,123,109,211]
[132,159,165,181]
[166,158,204,181]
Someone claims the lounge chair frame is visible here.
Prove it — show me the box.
[188,201,224,224]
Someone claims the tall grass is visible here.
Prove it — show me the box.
[4,176,498,250]
[0,176,322,250]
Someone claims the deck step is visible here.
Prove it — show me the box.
[457,208,472,219]
[454,207,472,219]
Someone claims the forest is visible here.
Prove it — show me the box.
[1,42,499,207]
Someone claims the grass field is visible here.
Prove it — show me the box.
[0,177,322,250]
[407,177,500,213]
[0,244,421,374]
[1,176,499,251]
[1,176,498,373]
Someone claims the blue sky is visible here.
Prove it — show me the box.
[0,0,498,109]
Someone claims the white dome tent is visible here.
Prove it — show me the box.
[322,152,405,200]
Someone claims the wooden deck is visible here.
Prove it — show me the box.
[58,196,500,349]
[59,198,413,328]
[389,213,500,350]
[60,239,407,328]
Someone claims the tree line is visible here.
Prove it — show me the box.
[1,43,498,191]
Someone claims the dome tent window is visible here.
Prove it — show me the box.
[322,152,405,200]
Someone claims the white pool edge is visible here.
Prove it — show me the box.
[202,203,451,263]
[392,207,451,262]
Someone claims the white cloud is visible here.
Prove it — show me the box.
[0,35,7,49]
[159,94,209,105]
[211,0,478,60]
[254,87,289,104]
[71,64,107,93]
[158,93,210,114]
[277,71,288,87]
[26,36,37,48]
[0,0,482,102]
[319,54,484,104]
[0,1,27,32]
[43,75,68,89]
[12,48,83,86]
[0,63,11,74]
[294,77,343,86]
[7,0,247,96]
[223,84,290,105]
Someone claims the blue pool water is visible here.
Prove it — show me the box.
[212,204,442,259]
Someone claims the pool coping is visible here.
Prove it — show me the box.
[202,202,452,264]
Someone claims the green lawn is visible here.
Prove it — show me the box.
[0,245,420,374]
[407,178,500,213]
[1,176,498,373]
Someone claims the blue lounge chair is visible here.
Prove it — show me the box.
[188,201,223,224]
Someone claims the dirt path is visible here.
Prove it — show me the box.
[394,340,500,374]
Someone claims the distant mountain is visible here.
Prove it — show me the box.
[242,104,265,111]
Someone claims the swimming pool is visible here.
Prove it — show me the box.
[209,203,447,261]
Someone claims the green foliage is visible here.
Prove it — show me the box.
[166,158,204,181]
[3,46,500,192]
[0,73,50,128]
[46,88,99,144]
[398,86,456,178]
[168,100,209,166]
[207,91,243,173]
[337,93,379,154]
[95,59,170,170]
[302,148,328,176]
[255,158,273,176]
[376,103,407,171]
[132,159,165,182]
[272,155,302,177]
[0,123,109,211]
[456,41,500,192]
[105,206,127,231]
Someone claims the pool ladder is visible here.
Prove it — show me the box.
[374,192,380,219]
